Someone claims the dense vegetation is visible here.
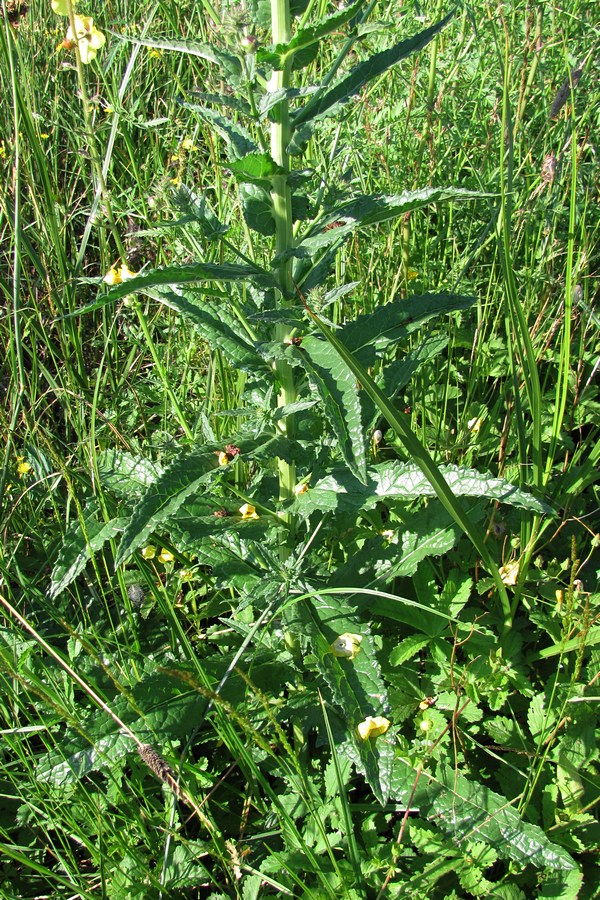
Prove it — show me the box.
[0,0,598,896]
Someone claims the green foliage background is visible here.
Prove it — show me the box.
[0,0,598,896]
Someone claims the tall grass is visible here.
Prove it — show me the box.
[1,0,598,895]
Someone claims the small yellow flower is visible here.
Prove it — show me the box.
[180,569,194,582]
[467,416,483,433]
[103,263,137,285]
[239,503,259,520]
[17,457,32,475]
[357,716,391,740]
[51,0,69,14]
[419,718,433,732]
[218,451,229,466]
[180,138,197,152]
[141,545,156,560]
[499,560,519,586]
[406,268,419,280]
[294,482,309,496]
[65,15,105,65]
[330,633,362,660]
[158,548,174,564]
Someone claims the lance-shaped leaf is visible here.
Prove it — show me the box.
[293,11,454,127]
[340,293,477,366]
[286,188,483,264]
[294,335,367,484]
[102,261,274,303]
[37,671,207,786]
[430,765,578,871]
[256,0,364,70]
[117,35,243,84]
[181,103,258,158]
[291,461,555,516]
[115,449,222,567]
[141,286,269,374]
[284,592,393,805]
[49,507,128,599]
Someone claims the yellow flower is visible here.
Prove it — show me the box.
[499,561,519,586]
[357,716,391,741]
[158,548,174,564]
[141,545,156,560]
[330,633,362,660]
[467,416,483,433]
[103,263,137,285]
[218,451,229,466]
[17,457,32,475]
[180,138,197,152]
[294,482,309,496]
[406,268,419,280]
[51,0,70,14]
[180,569,194,582]
[65,15,105,64]
[239,503,259,520]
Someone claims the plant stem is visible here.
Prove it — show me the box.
[269,0,297,520]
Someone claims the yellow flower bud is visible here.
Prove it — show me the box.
[239,503,259,520]
[330,633,362,660]
[357,716,391,740]
[141,545,156,559]
[158,548,174,564]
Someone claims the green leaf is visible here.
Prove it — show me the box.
[142,286,270,374]
[431,765,578,871]
[290,188,483,263]
[256,0,364,69]
[285,592,393,805]
[170,185,229,240]
[118,35,243,82]
[340,293,476,366]
[228,152,286,184]
[181,103,258,158]
[115,449,221,566]
[293,11,454,126]
[37,671,207,786]
[49,508,128,599]
[102,260,274,303]
[295,335,367,483]
[97,450,162,500]
[292,461,554,515]
[239,183,276,235]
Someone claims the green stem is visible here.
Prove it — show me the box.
[269,0,297,519]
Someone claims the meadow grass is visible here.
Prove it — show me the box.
[0,0,598,896]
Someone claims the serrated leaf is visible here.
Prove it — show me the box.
[389,635,431,666]
[431,765,577,870]
[49,509,128,598]
[239,183,276,235]
[340,293,477,366]
[293,12,454,126]
[180,104,257,158]
[37,671,207,786]
[115,449,221,566]
[228,152,285,184]
[257,0,363,69]
[102,260,274,303]
[295,335,367,483]
[284,592,392,804]
[291,189,483,262]
[97,450,162,499]
[142,286,270,373]
[292,461,554,516]
[119,35,243,82]
[170,185,229,240]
